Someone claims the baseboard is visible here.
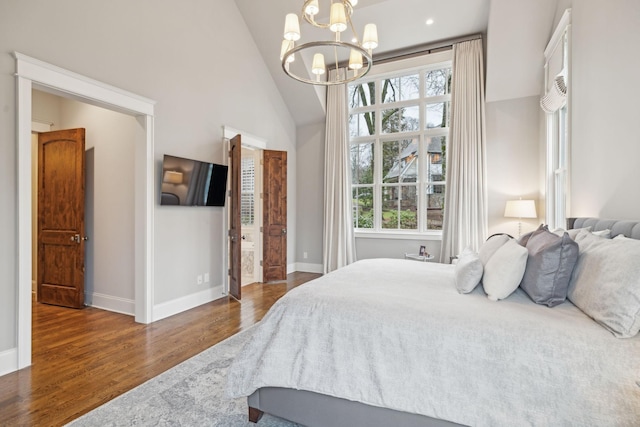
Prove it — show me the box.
[294,262,323,274]
[287,263,296,274]
[87,292,135,316]
[0,347,18,377]
[152,284,225,322]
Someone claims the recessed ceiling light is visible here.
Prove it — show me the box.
[426,18,434,26]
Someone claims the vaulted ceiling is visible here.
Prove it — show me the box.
[234,0,559,127]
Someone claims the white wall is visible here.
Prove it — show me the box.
[356,237,441,261]
[569,0,640,219]
[59,96,138,311]
[485,96,541,237]
[32,90,138,313]
[0,0,296,360]
[295,121,325,271]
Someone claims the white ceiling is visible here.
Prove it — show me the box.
[234,0,560,126]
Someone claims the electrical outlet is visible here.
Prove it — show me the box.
[303,252,308,259]
[204,273,210,283]
[197,275,203,285]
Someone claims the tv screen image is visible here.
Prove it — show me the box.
[160,154,228,206]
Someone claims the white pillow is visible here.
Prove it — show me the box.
[482,239,528,301]
[569,231,640,338]
[552,226,591,239]
[614,234,632,240]
[478,234,510,266]
[455,248,483,294]
[592,229,612,238]
[555,226,611,239]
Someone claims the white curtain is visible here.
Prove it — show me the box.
[323,69,357,273]
[440,39,488,262]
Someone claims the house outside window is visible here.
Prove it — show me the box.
[349,59,452,234]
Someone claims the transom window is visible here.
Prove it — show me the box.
[349,62,451,233]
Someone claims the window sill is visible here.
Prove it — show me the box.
[354,230,443,241]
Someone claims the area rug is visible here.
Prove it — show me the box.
[67,327,300,427]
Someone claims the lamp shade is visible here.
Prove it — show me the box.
[311,53,326,75]
[362,23,378,50]
[283,13,301,41]
[280,40,295,63]
[329,3,347,33]
[304,0,319,16]
[504,199,537,219]
[348,49,363,70]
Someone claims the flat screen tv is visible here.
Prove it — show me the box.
[160,154,228,206]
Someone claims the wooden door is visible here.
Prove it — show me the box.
[228,134,242,299]
[263,150,287,282]
[37,129,86,308]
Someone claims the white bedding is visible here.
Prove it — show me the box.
[227,258,640,426]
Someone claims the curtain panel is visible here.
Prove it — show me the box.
[440,39,488,262]
[323,69,357,273]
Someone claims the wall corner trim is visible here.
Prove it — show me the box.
[152,285,225,322]
[0,348,18,377]
[293,262,323,274]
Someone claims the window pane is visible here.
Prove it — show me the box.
[425,102,449,129]
[426,135,446,182]
[426,184,445,230]
[353,187,374,228]
[381,106,419,133]
[381,74,419,103]
[381,185,417,230]
[351,142,374,185]
[425,68,452,96]
[382,139,417,183]
[381,186,398,229]
[241,157,255,225]
[349,82,375,108]
[349,111,375,136]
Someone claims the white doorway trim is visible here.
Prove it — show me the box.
[15,52,156,370]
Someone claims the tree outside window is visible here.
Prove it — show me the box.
[349,65,451,232]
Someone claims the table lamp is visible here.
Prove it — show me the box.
[504,199,537,237]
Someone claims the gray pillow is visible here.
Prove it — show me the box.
[568,231,640,338]
[518,224,548,247]
[520,230,578,307]
[455,248,483,294]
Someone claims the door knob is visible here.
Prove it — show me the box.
[282,228,287,235]
[70,234,89,243]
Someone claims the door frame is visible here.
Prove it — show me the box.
[222,126,266,294]
[15,52,156,369]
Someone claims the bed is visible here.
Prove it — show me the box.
[226,218,640,426]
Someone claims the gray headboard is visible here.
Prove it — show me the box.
[567,217,640,240]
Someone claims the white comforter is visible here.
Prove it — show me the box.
[226,258,640,426]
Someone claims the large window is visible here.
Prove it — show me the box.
[349,62,451,233]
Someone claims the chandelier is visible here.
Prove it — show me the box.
[280,0,378,85]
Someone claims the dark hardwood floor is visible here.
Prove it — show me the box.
[0,272,321,426]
